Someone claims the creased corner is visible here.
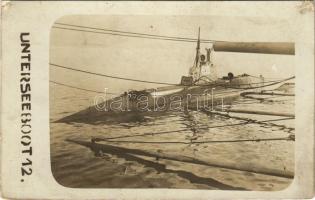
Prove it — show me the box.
[1,1,11,11]
[297,1,314,14]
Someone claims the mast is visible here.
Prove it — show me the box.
[195,27,201,67]
[189,27,201,81]
[197,27,202,79]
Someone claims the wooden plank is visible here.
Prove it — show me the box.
[67,139,294,179]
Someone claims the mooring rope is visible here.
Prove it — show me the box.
[91,136,294,145]
[91,117,294,142]
[50,62,294,90]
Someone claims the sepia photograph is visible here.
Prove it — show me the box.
[49,15,296,190]
[1,1,315,199]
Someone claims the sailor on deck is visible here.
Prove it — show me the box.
[189,48,218,84]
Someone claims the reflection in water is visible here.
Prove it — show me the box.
[50,86,294,190]
[68,139,247,190]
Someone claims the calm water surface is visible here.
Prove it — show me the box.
[50,84,294,190]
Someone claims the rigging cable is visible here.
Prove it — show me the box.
[53,22,224,43]
[50,63,179,86]
[50,80,119,95]
[50,63,294,89]
[53,26,203,43]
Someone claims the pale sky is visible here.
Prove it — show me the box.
[50,15,295,93]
